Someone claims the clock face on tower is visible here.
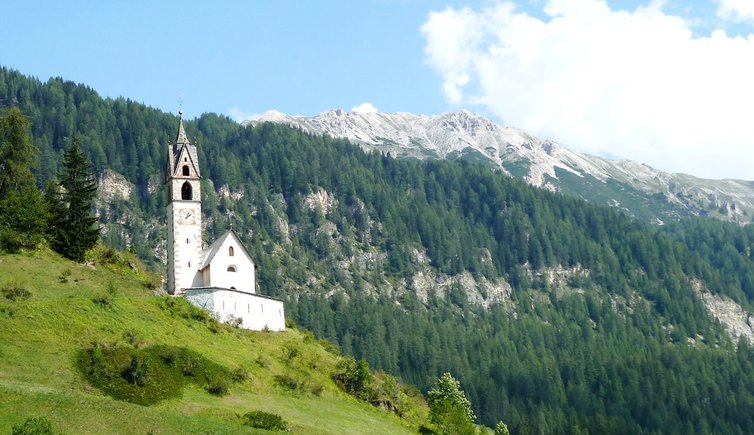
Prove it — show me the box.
[178,208,196,225]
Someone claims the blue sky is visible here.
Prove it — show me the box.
[2,1,754,179]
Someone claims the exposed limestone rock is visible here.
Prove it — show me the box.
[98,169,133,203]
[693,279,754,343]
[410,269,511,308]
[217,184,244,200]
[304,189,337,214]
[146,175,161,195]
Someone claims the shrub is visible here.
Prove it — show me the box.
[332,357,373,399]
[206,380,229,396]
[76,343,234,406]
[255,356,269,368]
[12,416,54,435]
[58,269,71,283]
[2,282,31,301]
[232,366,249,383]
[92,292,113,308]
[123,329,141,348]
[283,343,300,362]
[309,382,324,396]
[273,374,312,394]
[242,410,288,431]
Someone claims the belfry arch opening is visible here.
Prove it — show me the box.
[181,181,193,200]
[182,165,190,176]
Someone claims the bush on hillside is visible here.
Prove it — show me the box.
[242,410,288,431]
[2,282,31,301]
[76,342,236,406]
[11,416,54,435]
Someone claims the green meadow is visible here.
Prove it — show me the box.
[0,248,425,434]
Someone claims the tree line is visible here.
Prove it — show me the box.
[6,65,754,432]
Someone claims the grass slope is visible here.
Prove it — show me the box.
[0,249,424,434]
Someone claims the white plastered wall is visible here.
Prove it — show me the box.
[210,290,285,331]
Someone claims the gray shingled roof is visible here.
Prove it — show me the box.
[166,113,201,178]
[199,230,255,270]
[176,115,190,145]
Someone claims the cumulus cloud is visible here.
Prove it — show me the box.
[351,102,379,114]
[717,0,754,23]
[421,0,754,179]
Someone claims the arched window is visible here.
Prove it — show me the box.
[182,165,190,176]
[229,246,235,257]
[181,181,192,200]
[227,266,237,272]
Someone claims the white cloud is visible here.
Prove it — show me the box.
[717,0,754,23]
[351,102,379,114]
[228,107,258,123]
[421,0,754,179]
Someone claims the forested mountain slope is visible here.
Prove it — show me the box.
[5,66,754,432]
[250,108,754,224]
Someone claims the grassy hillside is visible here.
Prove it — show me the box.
[0,248,426,434]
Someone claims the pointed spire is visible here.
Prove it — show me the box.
[175,110,190,145]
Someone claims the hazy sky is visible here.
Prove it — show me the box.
[2,1,754,180]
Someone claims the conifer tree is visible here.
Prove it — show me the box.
[0,107,47,252]
[0,107,37,196]
[50,135,99,261]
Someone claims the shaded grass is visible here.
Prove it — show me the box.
[76,343,236,405]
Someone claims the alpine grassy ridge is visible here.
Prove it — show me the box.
[5,65,754,432]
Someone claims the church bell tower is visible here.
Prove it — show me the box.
[166,111,202,295]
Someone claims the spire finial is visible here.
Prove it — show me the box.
[175,106,189,145]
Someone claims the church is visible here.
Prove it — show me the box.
[165,111,285,331]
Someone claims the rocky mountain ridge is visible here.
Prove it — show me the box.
[248,109,754,224]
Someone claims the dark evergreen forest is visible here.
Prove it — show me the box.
[5,66,754,433]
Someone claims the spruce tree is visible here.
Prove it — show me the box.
[0,107,37,196]
[0,107,47,252]
[51,135,99,261]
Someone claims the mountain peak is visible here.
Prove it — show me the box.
[243,108,754,223]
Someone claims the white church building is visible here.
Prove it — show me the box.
[166,111,285,331]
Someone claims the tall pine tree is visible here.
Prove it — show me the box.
[0,107,37,196]
[0,107,47,252]
[50,135,99,261]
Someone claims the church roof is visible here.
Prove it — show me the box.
[166,111,201,178]
[200,230,254,270]
[175,111,190,145]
